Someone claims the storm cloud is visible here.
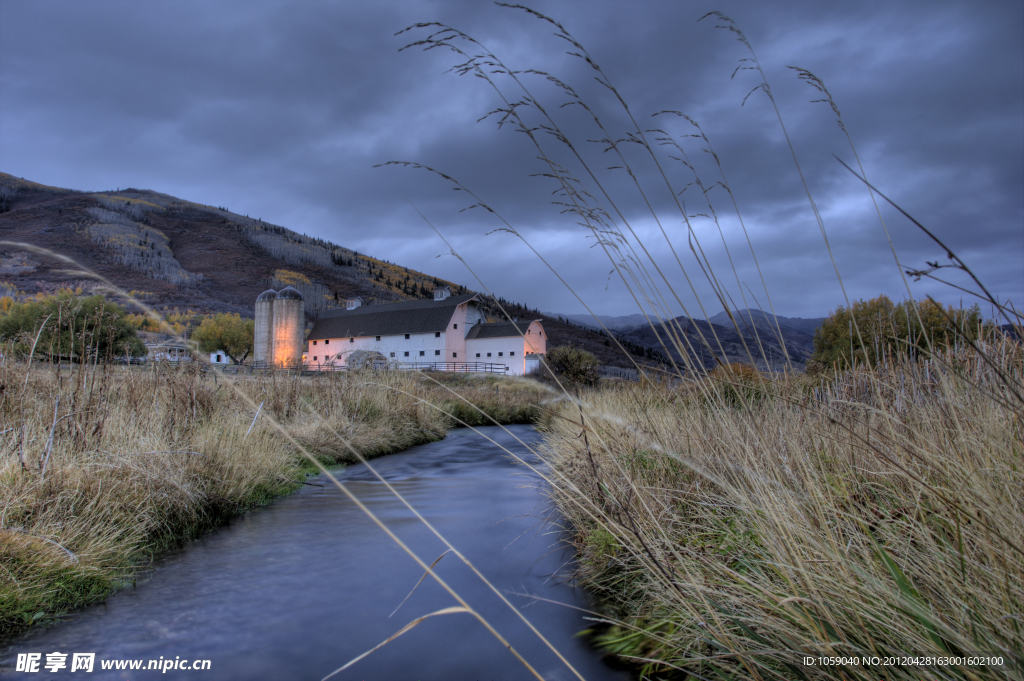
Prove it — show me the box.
[2,0,1020,318]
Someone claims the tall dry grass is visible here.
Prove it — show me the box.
[540,339,1023,679]
[394,8,1024,679]
[0,358,545,639]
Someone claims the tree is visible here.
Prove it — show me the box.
[0,291,146,362]
[192,313,255,365]
[810,295,986,370]
[544,345,600,387]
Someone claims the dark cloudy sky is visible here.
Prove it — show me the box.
[2,1,1021,319]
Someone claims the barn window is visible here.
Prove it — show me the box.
[419,350,425,357]
[376,336,381,341]
[510,351,515,356]
[404,351,409,357]
[454,324,458,329]
[475,353,480,358]
[405,334,410,339]
[435,332,440,337]
[487,352,491,357]
[390,352,395,358]
[313,356,318,361]
[498,352,503,356]
[349,338,354,343]
[453,352,457,358]
[434,350,440,356]
[313,340,317,345]
[324,339,329,344]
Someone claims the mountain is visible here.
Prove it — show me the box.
[542,308,824,371]
[543,312,652,330]
[707,309,825,338]
[0,173,653,368]
[617,312,818,372]
[0,173,473,318]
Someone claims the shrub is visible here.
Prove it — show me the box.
[544,345,600,387]
[811,294,986,370]
[0,291,146,361]
[707,362,764,407]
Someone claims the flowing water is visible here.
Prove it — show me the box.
[2,425,631,680]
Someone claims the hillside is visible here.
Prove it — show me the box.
[0,173,474,316]
[707,308,825,338]
[617,314,818,372]
[0,173,653,368]
[543,311,652,330]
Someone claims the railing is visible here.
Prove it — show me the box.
[216,361,511,375]
[303,362,350,372]
[220,364,279,375]
[598,364,641,381]
[399,361,509,374]
[298,361,509,374]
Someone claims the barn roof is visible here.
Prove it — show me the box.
[464,320,542,340]
[305,293,478,340]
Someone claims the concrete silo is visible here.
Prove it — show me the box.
[254,289,277,366]
[272,286,305,367]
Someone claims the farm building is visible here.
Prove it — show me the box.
[144,336,192,363]
[253,286,305,367]
[301,286,546,375]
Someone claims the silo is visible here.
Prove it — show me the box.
[254,289,277,366]
[272,286,305,367]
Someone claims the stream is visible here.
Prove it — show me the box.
[2,425,630,680]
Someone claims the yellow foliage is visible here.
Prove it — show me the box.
[273,270,311,286]
[192,313,254,363]
[94,193,165,212]
[709,362,761,382]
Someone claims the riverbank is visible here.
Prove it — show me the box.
[4,425,633,681]
[541,343,1023,680]
[0,361,548,639]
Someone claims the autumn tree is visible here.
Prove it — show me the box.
[0,291,146,361]
[192,313,255,365]
[810,295,986,370]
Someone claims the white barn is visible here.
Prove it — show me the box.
[303,287,546,376]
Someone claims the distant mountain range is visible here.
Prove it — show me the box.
[617,310,824,372]
[549,309,824,335]
[707,309,825,338]
[550,308,826,371]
